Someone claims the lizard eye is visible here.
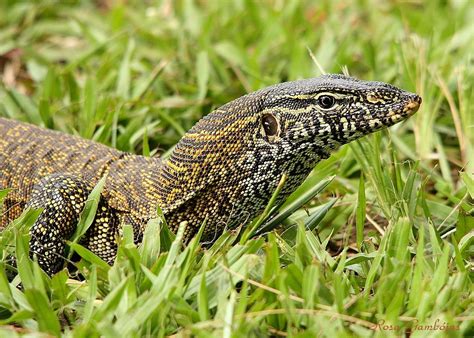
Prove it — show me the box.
[262,113,279,137]
[317,95,336,109]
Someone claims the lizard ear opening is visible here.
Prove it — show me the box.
[262,113,279,137]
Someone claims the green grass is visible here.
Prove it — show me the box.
[0,1,473,336]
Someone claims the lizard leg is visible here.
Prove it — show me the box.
[27,174,90,275]
[28,174,122,273]
[80,201,120,265]
[120,214,146,245]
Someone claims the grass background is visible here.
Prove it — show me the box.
[0,0,473,336]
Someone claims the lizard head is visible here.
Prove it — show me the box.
[258,74,421,159]
[161,74,421,242]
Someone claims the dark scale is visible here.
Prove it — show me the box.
[0,74,421,274]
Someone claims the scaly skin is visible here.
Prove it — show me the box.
[0,74,421,274]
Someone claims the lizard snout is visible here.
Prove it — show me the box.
[404,94,422,115]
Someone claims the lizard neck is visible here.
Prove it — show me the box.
[105,154,165,216]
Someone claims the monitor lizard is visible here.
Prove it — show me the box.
[0,74,421,274]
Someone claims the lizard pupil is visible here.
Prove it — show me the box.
[318,95,336,109]
[262,113,279,137]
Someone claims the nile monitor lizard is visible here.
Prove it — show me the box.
[0,74,421,274]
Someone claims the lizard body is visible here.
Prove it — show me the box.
[0,74,421,274]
